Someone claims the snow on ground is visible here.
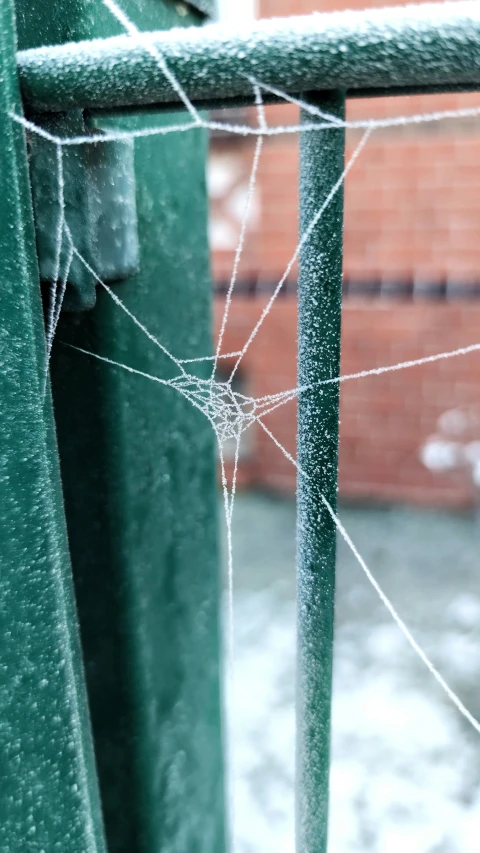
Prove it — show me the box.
[223,494,480,853]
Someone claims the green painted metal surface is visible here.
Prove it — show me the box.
[0,2,107,851]
[17,2,225,852]
[296,92,345,853]
[29,114,139,311]
[17,1,480,113]
[9,1,478,850]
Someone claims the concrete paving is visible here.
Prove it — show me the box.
[222,493,480,853]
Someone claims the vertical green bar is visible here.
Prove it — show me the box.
[0,2,106,851]
[16,3,226,851]
[296,91,345,853]
[51,123,225,852]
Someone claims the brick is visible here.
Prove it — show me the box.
[209,0,480,508]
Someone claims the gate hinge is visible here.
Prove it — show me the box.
[28,112,139,312]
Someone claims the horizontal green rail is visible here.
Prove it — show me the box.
[17,0,480,113]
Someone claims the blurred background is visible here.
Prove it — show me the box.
[210,2,480,852]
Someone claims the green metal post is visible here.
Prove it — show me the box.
[0,2,106,851]
[296,92,345,853]
[16,2,226,852]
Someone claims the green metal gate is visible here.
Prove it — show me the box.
[1,1,479,851]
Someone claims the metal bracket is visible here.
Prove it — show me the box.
[28,112,139,311]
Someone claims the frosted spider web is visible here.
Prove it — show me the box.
[13,0,480,846]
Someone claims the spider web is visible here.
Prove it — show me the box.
[15,0,480,845]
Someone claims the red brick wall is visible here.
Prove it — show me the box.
[210,0,480,506]
[215,299,480,507]
[260,0,466,17]
[213,107,480,286]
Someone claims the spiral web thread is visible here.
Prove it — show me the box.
[14,0,480,832]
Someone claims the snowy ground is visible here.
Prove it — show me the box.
[222,494,480,853]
